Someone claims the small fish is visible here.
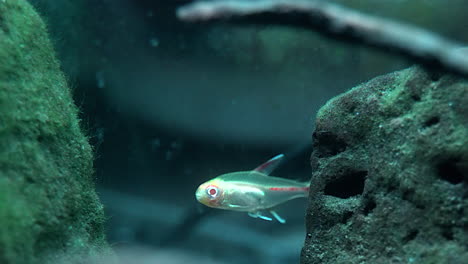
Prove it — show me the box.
[195,154,310,223]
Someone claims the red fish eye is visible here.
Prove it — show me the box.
[206,186,218,198]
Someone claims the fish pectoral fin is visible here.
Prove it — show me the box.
[269,210,286,224]
[228,204,249,209]
[248,211,272,221]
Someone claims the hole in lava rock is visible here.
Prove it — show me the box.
[363,198,376,216]
[312,131,348,158]
[402,188,414,202]
[423,116,440,128]
[437,157,465,184]
[411,94,421,101]
[429,71,443,82]
[347,104,357,114]
[441,227,454,240]
[403,229,419,243]
[340,211,353,224]
[0,14,9,34]
[324,170,367,199]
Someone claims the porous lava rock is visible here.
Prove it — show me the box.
[302,66,468,264]
[0,1,112,263]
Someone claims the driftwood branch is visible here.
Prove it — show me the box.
[177,0,468,76]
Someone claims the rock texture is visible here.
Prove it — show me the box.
[302,66,468,263]
[0,1,111,263]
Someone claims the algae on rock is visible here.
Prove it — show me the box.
[302,66,468,264]
[0,1,111,263]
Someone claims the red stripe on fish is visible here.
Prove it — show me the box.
[269,187,309,191]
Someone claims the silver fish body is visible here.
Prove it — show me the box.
[195,154,310,223]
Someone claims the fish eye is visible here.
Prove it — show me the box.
[206,185,218,198]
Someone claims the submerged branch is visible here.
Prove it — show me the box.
[177,0,468,76]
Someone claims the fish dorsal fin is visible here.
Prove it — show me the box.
[253,154,284,175]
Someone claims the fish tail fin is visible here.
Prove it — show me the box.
[302,180,311,195]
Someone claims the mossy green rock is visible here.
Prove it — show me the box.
[302,66,468,263]
[0,1,111,263]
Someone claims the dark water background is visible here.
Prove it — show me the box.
[28,0,468,263]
